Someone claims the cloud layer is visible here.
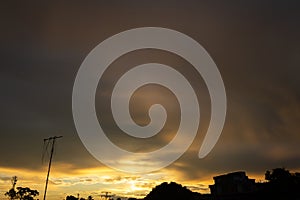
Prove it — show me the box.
[1,1,300,199]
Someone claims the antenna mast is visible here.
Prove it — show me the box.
[43,136,63,200]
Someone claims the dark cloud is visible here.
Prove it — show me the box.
[0,176,11,182]
[0,0,299,184]
[104,176,139,184]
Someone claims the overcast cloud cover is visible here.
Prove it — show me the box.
[0,0,300,199]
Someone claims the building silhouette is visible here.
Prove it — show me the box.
[209,171,256,200]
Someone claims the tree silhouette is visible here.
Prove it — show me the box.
[144,182,201,200]
[263,167,300,199]
[265,168,292,183]
[16,187,39,200]
[5,189,17,200]
[4,176,39,200]
[66,195,78,200]
[5,176,18,199]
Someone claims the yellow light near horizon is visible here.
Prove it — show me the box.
[2,165,290,200]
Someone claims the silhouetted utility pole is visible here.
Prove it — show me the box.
[101,192,113,200]
[43,136,63,200]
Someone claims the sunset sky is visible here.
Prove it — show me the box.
[1,1,300,200]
